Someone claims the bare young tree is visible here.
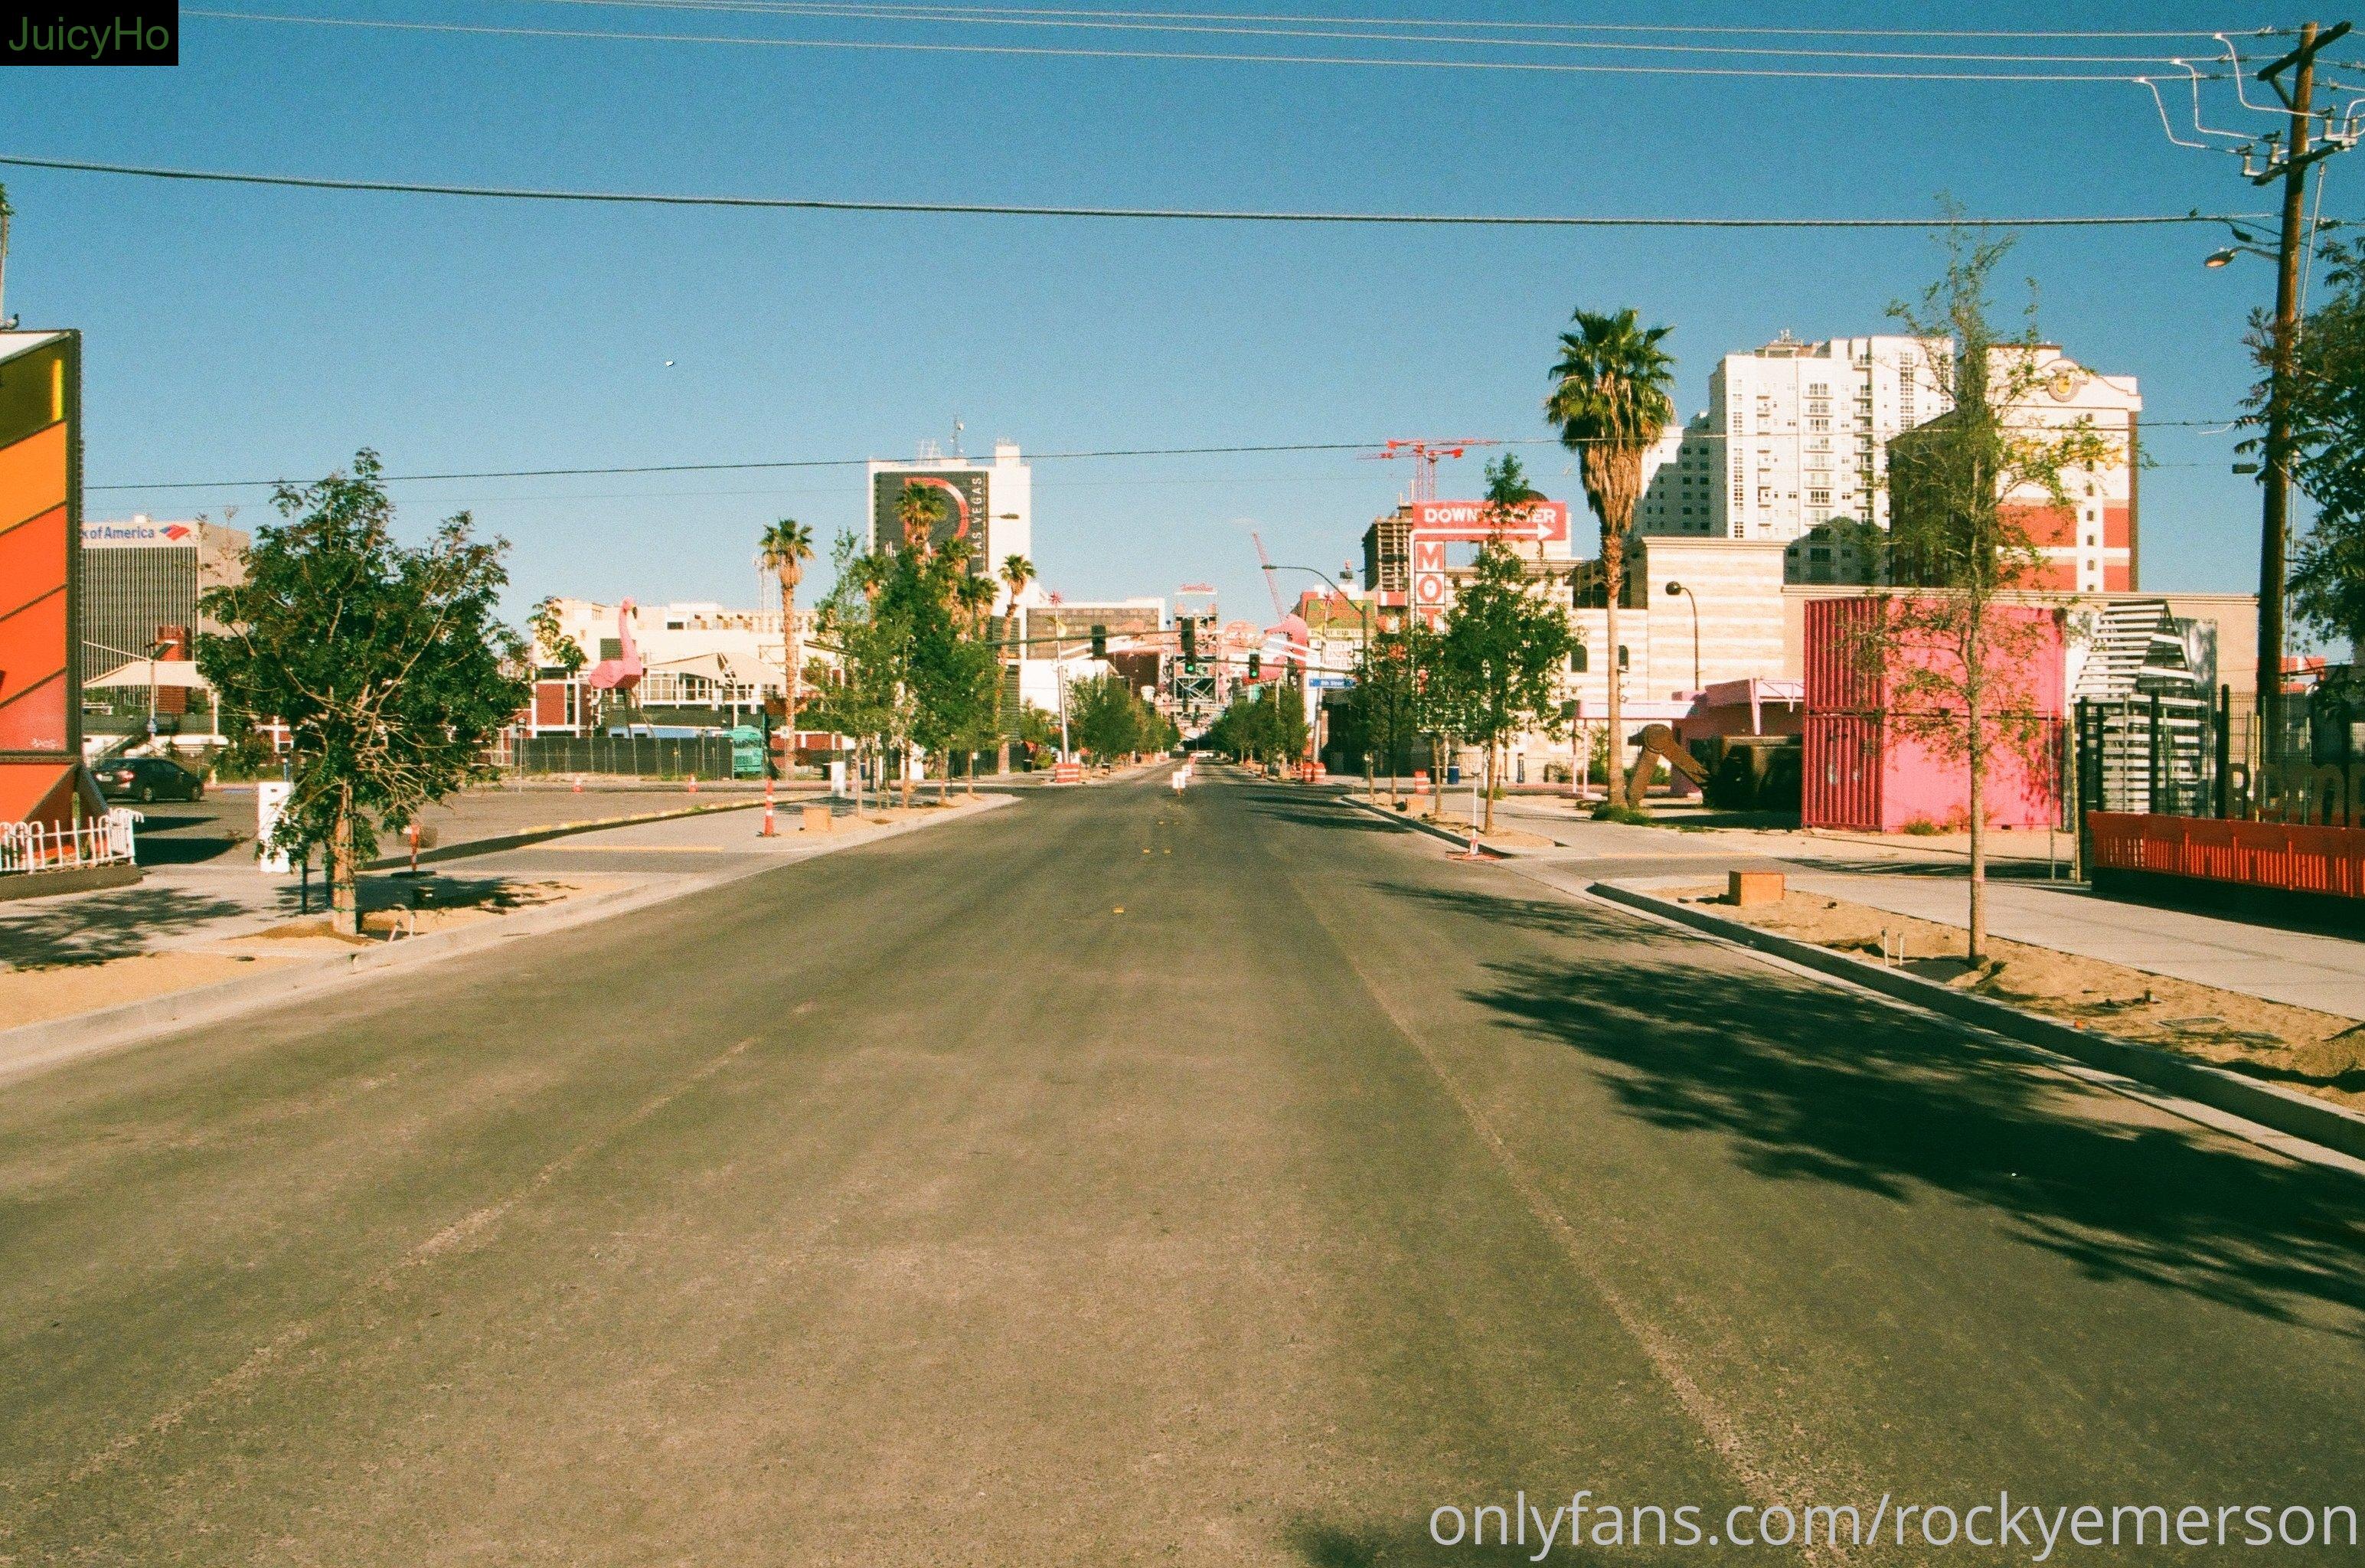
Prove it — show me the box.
[1864,231,2116,962]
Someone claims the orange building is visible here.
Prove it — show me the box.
[0,330,102,829]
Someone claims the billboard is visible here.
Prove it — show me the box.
[1407,498,1570,544]
[871,468,991,569]
[0,332,78,762]
[82,518,195,548]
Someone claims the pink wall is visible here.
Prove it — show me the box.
[1803,713,2061,831]
[1802,597,2066,831]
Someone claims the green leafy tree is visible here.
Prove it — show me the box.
[756,518,816,766]
[2256,238,2365,655]
[1345,626,1428,804]
[527,596,585,678]
[197,451,528,935]
[804,531,912,812]
[1435,541,1574,831]
[1482,452,1547,564]
[1547,307,1676,808]
[1861,230,2116,961]
[906,541,998,800]
[1014,700,1059,766]
[1203,684,1305,766]
[1068,673,1159,765]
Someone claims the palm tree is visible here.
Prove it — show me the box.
[996,554,1036,775]
[897,482,947,554]
[1547,308,1675,810]
[756,518,815,776]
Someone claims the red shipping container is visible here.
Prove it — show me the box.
[1805,710,2062,832]
[1802,596,2066,719]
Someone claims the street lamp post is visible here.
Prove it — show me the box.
[1664,580,1702,693]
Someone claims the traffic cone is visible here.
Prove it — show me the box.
[761,777,776,837]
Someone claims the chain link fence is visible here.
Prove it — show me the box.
[510,735,737,779]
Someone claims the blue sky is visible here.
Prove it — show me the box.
[0,2,2340,635]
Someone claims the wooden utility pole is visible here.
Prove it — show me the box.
[2252,19,2350,756]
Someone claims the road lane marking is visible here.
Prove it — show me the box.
[15,1034,762,1522]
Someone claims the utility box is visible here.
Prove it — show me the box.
[1728,870,1785,907]
[801,805,831,833]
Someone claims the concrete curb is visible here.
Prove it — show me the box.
[1334,793,1508,858]
[0,792,1017,1086]
[363,796,776,871]
[0,862,144,903]
[1586,880,2365,1168]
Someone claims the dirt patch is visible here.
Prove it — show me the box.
[251,877,603,942]
[0,951,299,1030]
[1678,886,2365,1112]
[1475,829,1555,849]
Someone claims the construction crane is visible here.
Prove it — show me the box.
[1362,437,1499,503]
[1250,530,1288,619]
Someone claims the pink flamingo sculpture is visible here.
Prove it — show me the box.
[583,599,644,727]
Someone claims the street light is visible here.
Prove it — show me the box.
[1664,580,1702,694]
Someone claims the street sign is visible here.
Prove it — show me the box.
[1308,675,1353,690]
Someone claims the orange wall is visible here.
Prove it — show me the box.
[0,415,72,756]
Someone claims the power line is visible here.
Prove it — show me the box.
[87,439,1432,492]
[179,8,2208,81]
[521,0,2259,66]
[503,1,2279,44]
[0,154,2272,232]
[86,423,2247,495]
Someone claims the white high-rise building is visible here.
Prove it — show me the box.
[1639,332,1951,544]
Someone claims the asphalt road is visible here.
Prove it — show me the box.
[2,769,2360,1565]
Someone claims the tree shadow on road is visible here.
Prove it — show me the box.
[129,805,247,866]
[1377,880,2365,1336]
[1231,786,1410,835]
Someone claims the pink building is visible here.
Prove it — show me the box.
[1801,597,2066,832]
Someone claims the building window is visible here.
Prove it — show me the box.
[1570,645,1589,673]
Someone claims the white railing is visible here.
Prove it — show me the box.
[0,808,140,877]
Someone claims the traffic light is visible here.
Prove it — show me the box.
[1090,623,1107,659]
[1246,652,1261,679]
[1180,617,1197,659]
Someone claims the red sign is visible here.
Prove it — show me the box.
[1408,498,1570,544]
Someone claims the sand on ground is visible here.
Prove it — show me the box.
[1681,885,2365,1113]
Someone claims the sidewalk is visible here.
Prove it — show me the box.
[1772,872,2365,1023]
[1338,789,2365,1026]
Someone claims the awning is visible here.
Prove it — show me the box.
[87,658,213,691]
